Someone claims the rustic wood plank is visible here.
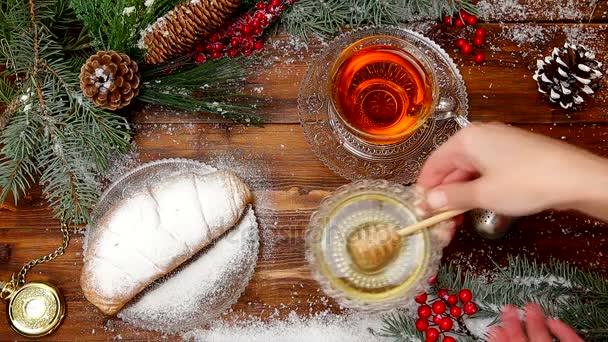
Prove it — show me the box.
[132,23,608,125]
[477,0,608,23]
[1,122,607,229]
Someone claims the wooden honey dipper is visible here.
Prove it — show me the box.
[347,209,466,273]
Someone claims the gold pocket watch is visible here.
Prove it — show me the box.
[1,224,69,337]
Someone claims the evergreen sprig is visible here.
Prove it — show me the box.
[283,0,477,39]
[139,57,266,125]
[380,256,608,342]
[0,0,130,225]
[68,0,184,58]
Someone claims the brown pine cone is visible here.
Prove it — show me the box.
[80,51,141,110]
[533,43,603,110]
[141,0,241,64]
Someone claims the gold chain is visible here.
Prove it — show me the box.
[0,223,70,299]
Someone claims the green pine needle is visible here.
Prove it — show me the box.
[283,0,477,39]
[140,58,266,125]
[0,0,131,225]
[380,256,608,342]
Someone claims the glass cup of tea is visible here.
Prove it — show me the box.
[329,35,455,145]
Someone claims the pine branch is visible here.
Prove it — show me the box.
[283,0,477,39]
[379,256,608,342]
[0,0,131,225]
[69,0,184,58]
[139,58,266,125]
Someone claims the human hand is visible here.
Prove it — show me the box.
[488,303,583,342]
[416,122,608,218]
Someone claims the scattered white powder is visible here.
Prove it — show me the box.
[513,275,573,288]
[464,316,495,339]
[477,0,527,21]
[100,145,140,184]
[119,209,259,333]
[182,311,390,342]
[144,0,154,7]
[122,6,135,15]
[94,66,113,90]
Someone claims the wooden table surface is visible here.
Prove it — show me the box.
[2,1,608,340]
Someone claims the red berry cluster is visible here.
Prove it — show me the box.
[414,288,478,342]
[193,0,293,64]
[443,10,487,64]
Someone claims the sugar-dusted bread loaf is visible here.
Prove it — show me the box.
[81,170,252,315]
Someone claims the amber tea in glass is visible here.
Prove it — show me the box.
[329,36,437,145]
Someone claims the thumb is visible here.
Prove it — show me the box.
[426,180,483,211]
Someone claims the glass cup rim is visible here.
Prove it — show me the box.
[328,35,440,143]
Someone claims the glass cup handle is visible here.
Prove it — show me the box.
[433,96,470,128]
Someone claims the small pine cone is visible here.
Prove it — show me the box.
[533,43,603,110]
[80,51,141,110]
[141,0,241,65]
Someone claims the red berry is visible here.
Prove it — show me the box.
[461,44,473,54]
[195,53,206,64]
[415,292,428,304]
[474,52,486,63]
[464,301,478,315]
[231,37,240,47]
[256,11,266,19]
[227,48,239,58]
[426,327,440,340]
[465,15,478,25]
[254,28,263,36]
[438,289,448,298]
[271,0,281,6]
[211,51,222,59]
[247,17,256,26]
[428,275,438,285]
[473,37,484,47]
[447,295,458,305]
[432,301,447,314]
[433,314,443,324]
[459,289,473,303]
[450,305,462,318]
[475,28,487,37]
[210,34,220,43]
[443,15,452,25]
[456,38,467,48]
[204,43,214,52]
[260,17,269,27]
[454,19,465,28]
[242,25,252,35]
[254,41,264,50]
[242,48,253,56]
[256,1,266,9]
[459,9,469,20]
[195,44,204,53]
[418,304,432,318]
[439,317,453,331]
[416,318,429,331]
[213,42,224,51]
[443,337,456,342]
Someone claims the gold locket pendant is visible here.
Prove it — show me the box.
[6,282,66,337]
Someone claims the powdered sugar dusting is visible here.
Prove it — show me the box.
[119,208,259,333]
[182,310,389,342]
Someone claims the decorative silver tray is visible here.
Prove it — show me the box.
[84,158,259,333]
[299,26,468,183]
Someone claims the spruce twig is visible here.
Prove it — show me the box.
[380,256,608,342]
[0,0,130,225]
[283,0,477,39]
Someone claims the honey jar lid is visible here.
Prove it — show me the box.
[8,282,65,337]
